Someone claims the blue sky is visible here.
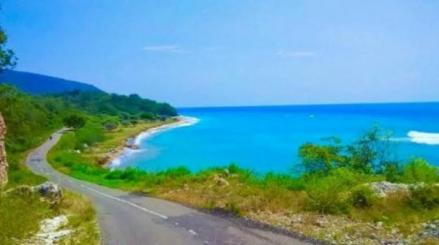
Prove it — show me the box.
[2,0,439,107]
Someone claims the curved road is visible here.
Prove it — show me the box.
[27,130,311,245]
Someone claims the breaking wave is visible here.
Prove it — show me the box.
[407,131,439,145]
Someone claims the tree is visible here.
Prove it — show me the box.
[0,27,16,71]
[298,127,396,175]
[63,115,86,129]
[347,127,394,173]
[299,143,344,174]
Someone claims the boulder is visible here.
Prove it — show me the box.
[0,112,7,187]
[33,181,63,203]
[26,215,72,245]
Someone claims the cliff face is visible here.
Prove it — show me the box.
[0,112,7,187]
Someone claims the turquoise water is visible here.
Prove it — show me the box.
[114,103,439,174]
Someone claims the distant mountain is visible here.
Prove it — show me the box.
[0,70,103,94]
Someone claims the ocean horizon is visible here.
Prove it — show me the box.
[113,102,439,174]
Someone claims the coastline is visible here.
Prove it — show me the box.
[107,116,199,168]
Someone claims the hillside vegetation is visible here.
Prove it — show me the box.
[51,90,177,120]
[0,69,102,95]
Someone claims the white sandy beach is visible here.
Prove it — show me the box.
[109,116,199,168]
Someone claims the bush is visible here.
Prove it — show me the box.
[140,113,156,120]
[408,185,439,210]
[103,119,118,131]
[299,143,343,173]
[304,169,350,213]
[75,121,105,148]
[383,162,401,182]
[401,158,439,184]
[351,185,377,208]
[63,114,86,129]
[304,168,380,213]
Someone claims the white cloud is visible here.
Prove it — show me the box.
[143,45,186,53]
[276,50,315,58]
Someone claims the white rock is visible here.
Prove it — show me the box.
[369,181,409,197]
[28,215,72,245]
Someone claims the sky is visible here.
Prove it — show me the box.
[1,0,439,107]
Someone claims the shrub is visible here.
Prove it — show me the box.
[104,168,144,181]
[304,168,380,213]
[401,158,439,184]
[140,113,156,120]
[299,143,343,174]
[75,121,105,148]
[408,185,439,210]
[351,185,377,208]
[63,114,86,129]
[103,120,118,131]
[383,162,401,182]
[346,127,394,173]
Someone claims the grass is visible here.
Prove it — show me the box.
[1,128,99,244]
[59,192,100,244]
[0,187,99,245]
[0,190,53,244]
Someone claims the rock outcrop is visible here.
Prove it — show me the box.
[369,181,410,197]
[0,112,7,187]
[33,181,63,204]
[25,215,72,245]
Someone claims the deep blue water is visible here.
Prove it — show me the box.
[114,103,439,174]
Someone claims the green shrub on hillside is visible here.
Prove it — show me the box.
[63,114,86,129]
[74,120,105,149]
[350,185,377,208]
[408,185,439,210]
[401,158,439,184]
[304,168,380,213]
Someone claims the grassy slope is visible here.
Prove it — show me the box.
[0,132,99,245]
[48,121,439,244]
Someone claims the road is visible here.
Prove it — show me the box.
[27,130,311,245]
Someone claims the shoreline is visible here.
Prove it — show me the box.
[107,116,199,168]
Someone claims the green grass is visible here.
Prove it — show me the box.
[0,188,99,245]
[59,192,100,244]
[0,190,53,244]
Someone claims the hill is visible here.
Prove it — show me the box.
[0,70,103,94]
[52,90,178,118]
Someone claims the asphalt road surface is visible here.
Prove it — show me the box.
[27,129,311,245]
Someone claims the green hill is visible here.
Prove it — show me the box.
[0,70,103,94]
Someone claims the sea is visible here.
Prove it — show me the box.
[112,103,439,174]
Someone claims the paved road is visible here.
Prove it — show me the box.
[27,130,311,245]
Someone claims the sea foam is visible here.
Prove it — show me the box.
[134,116,199,145]
[407,131,439,145]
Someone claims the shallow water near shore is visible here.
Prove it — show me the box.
[115,103,439,174]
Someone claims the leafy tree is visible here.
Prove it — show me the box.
[0,27,16,71]
[347,127,394,173]
[51,91,178,118]
[140,112,155,120]
[63,114,86,129]
[299,143,344,173]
